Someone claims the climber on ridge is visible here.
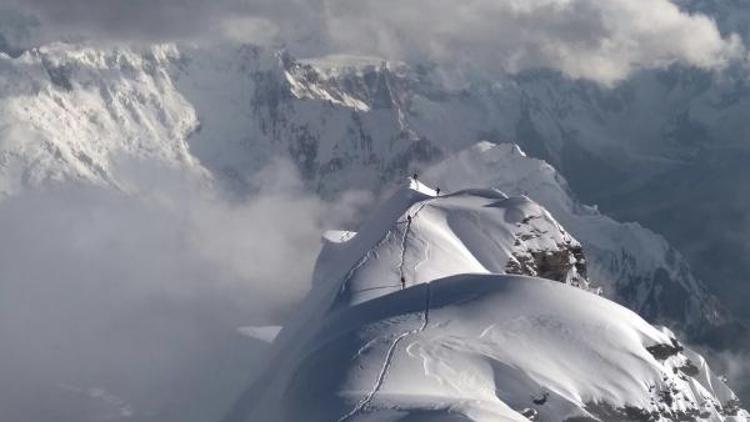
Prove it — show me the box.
[400,276,406,289]
[436,187,441,197]
[407,215,412,224]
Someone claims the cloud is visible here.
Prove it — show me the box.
[0,157,372,421]
[2,0,744,84]
[5,0,238,43]
[318,0,744,84]
[2,0,299,46]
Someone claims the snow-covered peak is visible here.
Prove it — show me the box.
[423,142,728,335]
[315,181,590,310]
[225,184,747,422]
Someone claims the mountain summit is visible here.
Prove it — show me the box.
[225,182,747,422]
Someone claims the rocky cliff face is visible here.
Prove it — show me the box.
[503,204,590,289]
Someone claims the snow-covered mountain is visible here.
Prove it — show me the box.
[0,40,741,338]
[2,40,748,199]
[423,142,728,337]
[225,182,747,422]
[0,43,202,195]
[0,43,439,196]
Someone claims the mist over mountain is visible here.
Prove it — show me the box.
[0,1,748,421]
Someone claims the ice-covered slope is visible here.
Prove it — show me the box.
[225,183,747,422]
[423,142,727,336]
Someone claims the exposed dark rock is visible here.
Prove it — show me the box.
[287,123,319,180]
[722,399,743,417]
[678,360,700,377]
[506,242,588,288]
[521,408,539,420]
[573,394,715,421]
[580,402,659,422]
[659,389,674,407]
[646,338,684,360]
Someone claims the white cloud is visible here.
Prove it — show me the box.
[3,0,744,84]
[0,157,372,421]
[221,16,280,45]
[317,0,744,84]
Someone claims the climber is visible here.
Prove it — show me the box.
[407,215,412,224]
[436,187,441,197]
[400,276,406,289]
[412,172,419,181]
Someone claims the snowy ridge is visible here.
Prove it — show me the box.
[225,183,747,422]
[322,180,591,310]
[424,142,727,335]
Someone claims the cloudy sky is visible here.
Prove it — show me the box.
[3,0,746,84]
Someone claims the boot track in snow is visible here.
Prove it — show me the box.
[336,199,435,422]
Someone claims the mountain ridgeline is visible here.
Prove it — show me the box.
[225,182,748,422]
[0,42,740,341]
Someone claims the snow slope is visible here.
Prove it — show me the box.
[423,142,727,336]
[317,179,590,311]
[225,183,747,422]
